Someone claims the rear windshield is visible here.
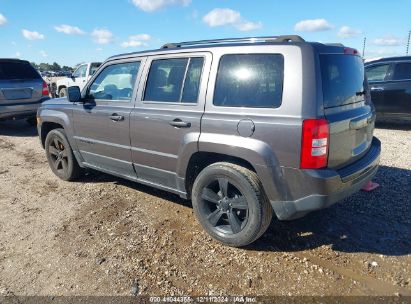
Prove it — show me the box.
[320,54,365,108]
[0,61,41,80]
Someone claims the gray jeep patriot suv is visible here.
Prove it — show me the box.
[37,35,381,247]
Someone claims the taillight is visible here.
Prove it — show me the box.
[42,81,49,96]
[300,119,329,169]
[344,47,359,55]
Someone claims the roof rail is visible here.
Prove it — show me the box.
[162,35,305,49]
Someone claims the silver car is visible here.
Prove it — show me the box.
[0,59,49,123]
[37,36,381,247]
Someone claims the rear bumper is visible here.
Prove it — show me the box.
[271,137,381,220]
[0,98,49,120]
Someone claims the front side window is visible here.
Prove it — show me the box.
[88,61,140,101]
[73,64,87,78]
[392,62,411,80]
[144,57,204,103]
[213,54,284,108]
[365,64,390,82]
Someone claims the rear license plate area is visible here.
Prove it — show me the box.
[2,88,33,100]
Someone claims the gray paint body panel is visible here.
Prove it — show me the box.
[37,41,381,220]
[130,52,212,189]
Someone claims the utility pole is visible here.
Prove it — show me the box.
[362,37,367,58]
[407,30,410,55]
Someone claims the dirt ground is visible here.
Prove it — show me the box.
[0,120,410,297]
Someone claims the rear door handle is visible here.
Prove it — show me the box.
[169,119,191,128]
[110,113,124,122]
[370,87,384,91]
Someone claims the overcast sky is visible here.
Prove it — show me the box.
[0,0,410,66]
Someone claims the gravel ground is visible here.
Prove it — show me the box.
[0,120,410,297]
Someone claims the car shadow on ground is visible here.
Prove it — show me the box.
[0,120,38,137]
[82,169,192,208]
[81,164,411,256]
[375,121,411,131]
[2,117,409,256]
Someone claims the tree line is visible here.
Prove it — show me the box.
[30,62,80,72]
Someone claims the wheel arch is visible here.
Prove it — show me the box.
[57,85,67,93]
[184,152,257,197]
[38,109,75,150]
[182,135,287,203]
[40,121,64,148]
[39,113,84,168]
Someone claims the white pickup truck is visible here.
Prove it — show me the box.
[55,62,101,97]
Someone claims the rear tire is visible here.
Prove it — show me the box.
[45,128,83,181]
[58,87,67,98]
[192,162,272,247]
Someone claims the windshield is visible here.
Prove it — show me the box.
[320,54,365,108]
[90,63,102,76]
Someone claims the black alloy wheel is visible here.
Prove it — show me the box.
[192,162,273,247]
[48,136,69,174]
[44,128,83,181]
[200,177,249,235]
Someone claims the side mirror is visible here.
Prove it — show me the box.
[67,86,81,103]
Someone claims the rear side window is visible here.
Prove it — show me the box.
[392,62,411,80]
[366,64,390,82]
[0,61,41,80]
[213,54,284,108]
[320,54,365,108]
[144,57,204,103]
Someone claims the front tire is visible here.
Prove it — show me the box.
[45,128,83,181]
[192,162,272,247]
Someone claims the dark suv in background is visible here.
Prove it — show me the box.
[0,59,49,124]
[365,56,411,122]
[37,36,381,247]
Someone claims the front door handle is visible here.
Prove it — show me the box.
[370,87,384,92]
[110,113,124,122]
[169,119,191,128]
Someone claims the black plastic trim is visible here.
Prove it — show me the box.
[337,137,381,182]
